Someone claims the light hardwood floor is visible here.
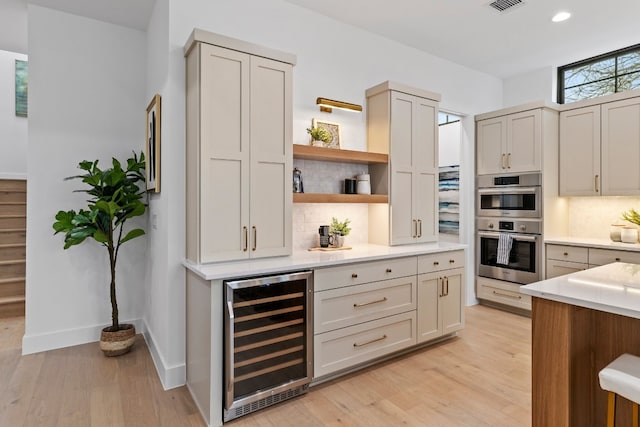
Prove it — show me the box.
[0,305,531,426]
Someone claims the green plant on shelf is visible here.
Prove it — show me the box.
[306,126,331,145]
[330,217,351,236]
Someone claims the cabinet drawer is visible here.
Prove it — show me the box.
[588,248,640,266]
[314,257,417,292]
[546,244,588,264]
[314,311,416,378]
[315,276,416,334]
[546,259,588,279]
[477,278,531,311]
[418,250,465,274]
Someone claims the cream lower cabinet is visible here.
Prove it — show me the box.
[185,31,294,263]
[313,257,417,378]
[366,82,440,245]
[560,95,640,196]
[546,243,640,279]
[417,251,465,342]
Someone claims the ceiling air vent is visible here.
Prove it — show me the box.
[489,0,524,12]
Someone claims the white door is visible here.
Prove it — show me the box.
[441,269,464,335]
[249,56,292,258]
[559,106,601,196]
[390,92,418,245]
[414,97,438,243]
[506,109,541,173]
[476,117,506,175]
[199,44,251,262]
[602,98,640,196]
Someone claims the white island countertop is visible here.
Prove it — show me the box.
[521,262,640,319]
[183,242,466,280]
[545,237,640,252]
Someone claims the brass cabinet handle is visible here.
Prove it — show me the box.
[353,297,387,308]
[501,153,506,169]
[353,335,387,348]
[243,226,248,252]
[386,268,392,273]
[433,261,439,266]
[615,257,621,261]
[595,174,600,193]
[445,277,449,297]
[351,273,358,278]
[417,219,422,238]
[449,259,455,264]
[507,153,511,169]
[564,252,568,256]
[413,219,418,238]
[493,290,522,300]
[252,226,257,251]
[439,277,444,297]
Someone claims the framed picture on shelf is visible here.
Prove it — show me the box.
[145,94,161,192]
[312,118,341,149]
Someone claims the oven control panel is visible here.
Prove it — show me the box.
[477,217,542,234]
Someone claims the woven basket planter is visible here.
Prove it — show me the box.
[99,324,135,357]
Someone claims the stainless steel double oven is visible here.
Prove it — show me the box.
[476,173,542,285]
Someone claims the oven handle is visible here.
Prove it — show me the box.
[477,187,539,195]
[477,231,538,242]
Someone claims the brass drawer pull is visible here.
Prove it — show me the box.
[449,259,455,263]
[353,334,387,348]
[353,297,387,308]
[493,290,522,300]
[563,252,568,256]
[351,273,358,278]
[433,261,439,266]
[615,257,621,261]
[386,268,392,273]
[252,226,257,251]
[243,226,248,252]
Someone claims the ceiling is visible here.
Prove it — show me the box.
[4,0,639,79]
[283,0,640,79]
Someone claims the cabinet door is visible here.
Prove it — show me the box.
[390,92,418,245]
[506,109,541,173]
[414,97,438,243]
[441,269,464,335]
[417,272,441,343]
[476,117,506,175]
[602,98,640,196]
[249,56,292,258]
[559,106,601,196]
[199,44,251,262]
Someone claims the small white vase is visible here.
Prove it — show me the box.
[311,140,324,147]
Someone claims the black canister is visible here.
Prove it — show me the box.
[344,178,356,194]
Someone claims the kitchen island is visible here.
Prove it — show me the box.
[521,262,640,426]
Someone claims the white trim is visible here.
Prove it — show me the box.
[0,173,27,180]
[142,318,186,390]
[22,318,144,355]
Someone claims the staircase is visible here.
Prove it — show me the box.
[0,179,26,318]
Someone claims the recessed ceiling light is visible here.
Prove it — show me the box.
[552,11,571,22]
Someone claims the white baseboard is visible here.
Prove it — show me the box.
[142,319,186,390]
[22,318,145,355]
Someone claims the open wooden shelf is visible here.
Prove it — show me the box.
[293,144,388,164]
[293,193,388,204]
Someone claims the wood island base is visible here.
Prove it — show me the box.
[532,297,640,426]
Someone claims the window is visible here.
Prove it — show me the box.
[558,44,640,104]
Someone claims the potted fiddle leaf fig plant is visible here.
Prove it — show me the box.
[52,152,146,356]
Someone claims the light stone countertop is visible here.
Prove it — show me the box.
[545,237,640,252]
[183,242,467,280]
[521,262,640,319]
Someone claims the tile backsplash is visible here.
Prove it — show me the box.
[293,159,368,194]
[292,203,368,251]
[568,197,640,239]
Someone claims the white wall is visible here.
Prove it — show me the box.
[0,49,28,179]
[23,6,148,354]
[0,0,27,54]
[503,66,557,107]
[145,0,503,385]
[439,121,462,167]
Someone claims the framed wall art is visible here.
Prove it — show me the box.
[145,94,161,192]
[312,118,341,149]
[15,60,28,117]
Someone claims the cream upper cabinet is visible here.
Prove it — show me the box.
[559,106,601,196]
[476,109,542,175]
[559,95,640,196]
[366,82,439,246]
[185,31,294,263]
[601,97,640,195]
